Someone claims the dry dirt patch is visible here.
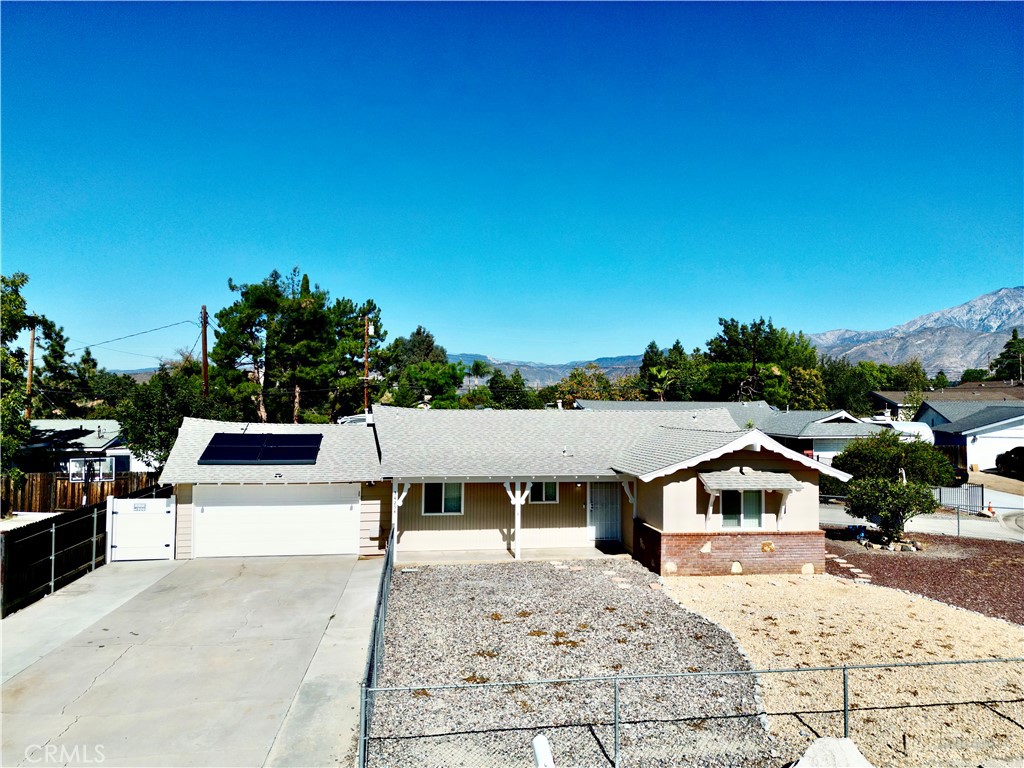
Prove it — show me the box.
[663,575,1024,768]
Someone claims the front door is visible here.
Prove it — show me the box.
[588,482,621,541]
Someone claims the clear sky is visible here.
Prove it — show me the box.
[3,2,1022,370]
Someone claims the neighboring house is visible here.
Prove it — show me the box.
[24,420,155,474]
[158,406,850,576]
[575,401,884,465]
[873,383,1024,420]
[159,418,385,558]
[373,405,850,576]
[916,403,1024,471]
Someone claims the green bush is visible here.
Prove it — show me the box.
[832,431,954,486]
[846,478,938,540]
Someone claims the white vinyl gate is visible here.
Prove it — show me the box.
[106,496,176,562]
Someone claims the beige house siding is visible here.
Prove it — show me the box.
[360,481,393,555]
[637,449,820,535]
[174,484,193,560]
[395,481,592,552]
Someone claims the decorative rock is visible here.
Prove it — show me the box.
[699,541,713,554]
[885,544,896,551]
[899,544,915,552]
[616,583,631,590]
[801,563,815,575]
[792,737,875,768]
[648,583,662,590]
[730,561,743,575]
[664,562,678,575]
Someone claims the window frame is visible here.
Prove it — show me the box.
[720,489,764,529]
[527,481,559,504]
[421,482,465,516]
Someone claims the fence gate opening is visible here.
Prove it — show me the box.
[106,496,176,561]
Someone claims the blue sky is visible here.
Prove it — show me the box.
[3,2,1021,370]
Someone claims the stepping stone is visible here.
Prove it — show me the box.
[649,583,662,590]
[611,577,627,582]
[550,561,563,566]
[825,554,840,559]
[849,568,864,574]
[569,566,585,572]
[617,584,632,590]
[602,570,617,576]
[553,565,569,570]
[839,563,856,568]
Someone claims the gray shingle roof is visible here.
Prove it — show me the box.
[574,399,777,428]
[798,422,885,439]
[159,418,382,485]
[699,468,804,492]
[931,406,1024,435]
[921,400,1023,424]
[373,405,742,479]
[29,420,122,451]
[612,427,747,477]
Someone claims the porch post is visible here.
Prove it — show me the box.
[776,490,791,532]
[392,481,410,557]
[705,491,719,533]
[503,481,532,561]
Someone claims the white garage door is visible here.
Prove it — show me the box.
[193,484,360,558]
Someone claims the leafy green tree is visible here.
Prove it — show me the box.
[706,317,817,370]
[960,368,988,383]
[487,368,541,409]
[460,386,496,409]
[831,431,955,487]
[846,478,938,540]
[788,367,827,409]
[638,341,665,399]
[1,273,33,488]
[878,359,928,391]
[612,373,643,401]
[648,365,677,402]
[396,361,466,408]
[931,370,950,389]
[819,356,878,416]
[116,366,234,468]
[32,321,81,418]
[468,359,492,390]
[556,364,613,407]
[989,329,1024,380]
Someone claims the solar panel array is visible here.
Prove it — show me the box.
[197,432,323,465]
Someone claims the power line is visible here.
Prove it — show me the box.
[68,320,199,353]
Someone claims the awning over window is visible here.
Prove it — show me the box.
[698,468,803,492]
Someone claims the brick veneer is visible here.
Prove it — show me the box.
[632,520,825,576]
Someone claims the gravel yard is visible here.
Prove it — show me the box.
[824,530,1024,625]
[663,574,1024,768]
[370,557,773,768]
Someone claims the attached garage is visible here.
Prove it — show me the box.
[193,483,361,557]
[160,417,383,559]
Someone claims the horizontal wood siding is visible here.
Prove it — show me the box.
[360,481,392,556]
[397,482,590,552]
[174,484,193,560]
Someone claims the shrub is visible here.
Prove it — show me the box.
[832,431,954,486]
[846,478,938,540]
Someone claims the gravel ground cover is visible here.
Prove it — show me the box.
[663,574,1024,768]
[824,529,1024,625]
[369,557,773,768]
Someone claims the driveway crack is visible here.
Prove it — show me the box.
[59,647,131,716]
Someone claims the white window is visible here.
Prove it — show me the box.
[423,482,463,515]
[721,490,763,529]
[528,481,559,504]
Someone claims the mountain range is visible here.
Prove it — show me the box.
[451,286,1024,386]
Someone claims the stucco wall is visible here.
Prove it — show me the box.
[636,449,821,535]
[966,423,1024,470]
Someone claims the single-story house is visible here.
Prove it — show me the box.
[24,420,155,474]
[159,418,385,558]
[158,406,850,576]
[372,405,850,576]
[873,382,1024,420]
[918,403,1024,471]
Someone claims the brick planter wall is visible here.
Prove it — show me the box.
[632,521,825,576]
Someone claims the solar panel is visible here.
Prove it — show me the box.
[198,433,322,465]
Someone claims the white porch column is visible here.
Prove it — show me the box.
[776,489,791,532]
[705,491,719,532]
[621,480,637,519]
[503,481,532,560]
[391,482,410,556]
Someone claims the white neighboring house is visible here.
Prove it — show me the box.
[27,420,157,474]
[921,403,1024,471]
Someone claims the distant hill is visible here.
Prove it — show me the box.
[807,287,1024,376]
[448,353,641,388]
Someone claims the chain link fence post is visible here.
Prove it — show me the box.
[613,677,620,768]
[49,523,57,594]
[842,666,850,738]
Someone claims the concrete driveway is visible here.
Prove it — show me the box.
[1,555,382,767]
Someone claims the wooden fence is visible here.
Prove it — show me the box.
[1,472,159,514]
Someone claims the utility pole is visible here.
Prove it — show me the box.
[201,305,210,398]
[363,316,372,413]
[24,321,36,420]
